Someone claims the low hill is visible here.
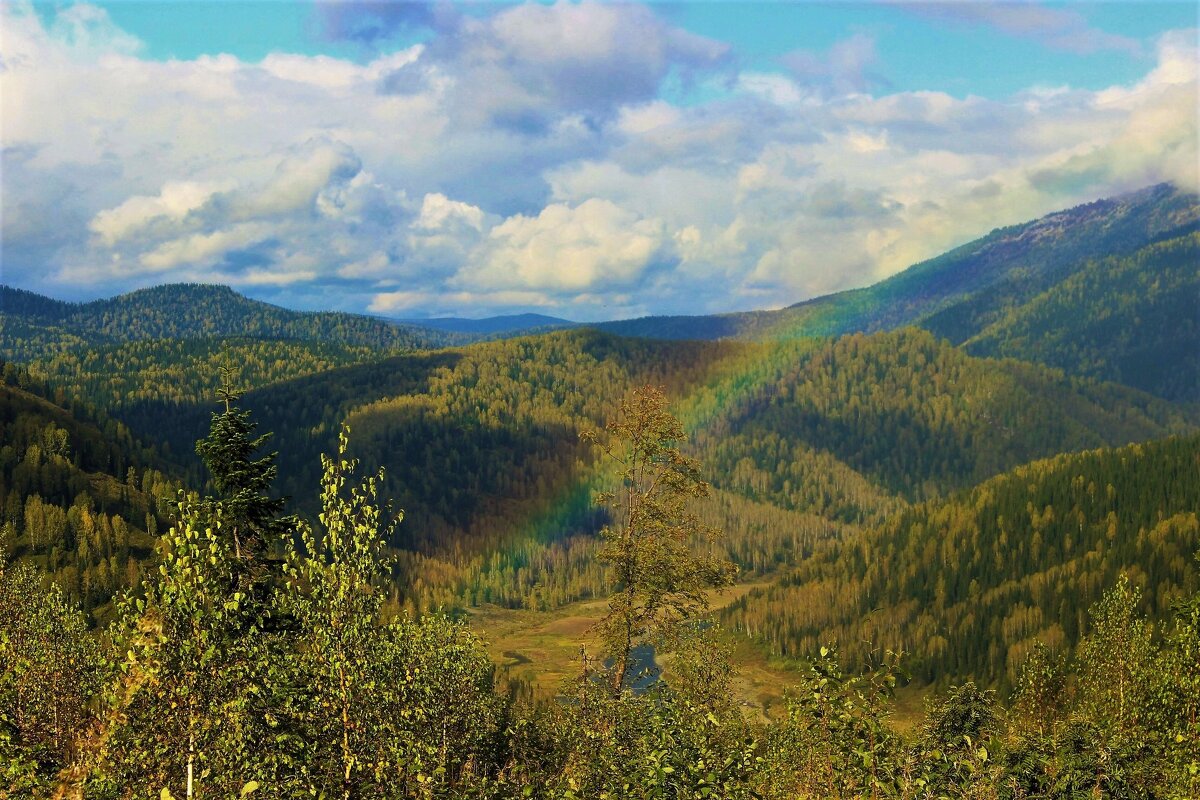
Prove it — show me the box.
[15,336,398,412]
[697,328,1196,504]
[0,283,456,360]
[1,284,465,420]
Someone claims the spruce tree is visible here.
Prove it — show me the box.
[194,369,288,573]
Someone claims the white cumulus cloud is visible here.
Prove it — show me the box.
[0,2,1195,319]
[466,199,672,293]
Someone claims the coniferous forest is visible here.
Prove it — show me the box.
[2,187,1199,797]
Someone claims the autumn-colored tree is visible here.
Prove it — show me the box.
[282,428,398,799]
[87,498,266,797]
[0,551,102,793]
[581,384,735,692]
[281,427,500,799]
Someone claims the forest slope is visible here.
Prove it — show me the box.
[724,433,1200,685]
[0,282,455,363]
[964,230,1200,402]
[596,184,1199,399]
[78,327,1192,615]
[0,363,182,619]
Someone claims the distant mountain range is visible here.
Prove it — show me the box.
[392,313,576,336]
[5,183,1195,399]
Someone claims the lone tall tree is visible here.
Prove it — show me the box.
[581,384,735,693]
[195,369,288,571]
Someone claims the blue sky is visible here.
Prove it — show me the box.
[3,1,1197,318]
[81,2,1195,96]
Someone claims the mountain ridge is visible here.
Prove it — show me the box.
[392,313,577,336]
[0,282,459,352]
[598,182,1198,341]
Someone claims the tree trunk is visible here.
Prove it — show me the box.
[187,729,195,799]
[340,662,353,800]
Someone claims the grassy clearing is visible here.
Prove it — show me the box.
[469,579,930,732]
[469,582,801,714]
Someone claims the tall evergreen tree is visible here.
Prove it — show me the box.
[194,369,288,572]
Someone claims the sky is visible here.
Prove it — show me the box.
[1,1,1196,320]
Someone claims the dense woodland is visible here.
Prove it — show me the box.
[27,336,390,408]
[2,389,1198,798]
[0,363,183,621]
[0,284,458,353]
[2,185,1200,796]
[13,324,1184,622]
[965,231,1200,401]
[724,434,1200,686]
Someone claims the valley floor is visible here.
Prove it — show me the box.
[471,579,929,731]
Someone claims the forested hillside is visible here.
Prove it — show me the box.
[725,434,1200,685]
[40,326,1175,619]
[0,361,182,620]
[692,329,1192,504]
[964,231,1200,401]
[4,311,1192,619]
[15,336,390,409]
[0,282,455,364]
[863,182,1197,339]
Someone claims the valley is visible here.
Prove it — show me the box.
[3,183,1196,664]
[6,0,1198,790]
[2,184,1198,796]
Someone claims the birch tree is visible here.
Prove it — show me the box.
[581,385,735,693]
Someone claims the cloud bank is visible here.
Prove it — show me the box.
[1,1,1195,319]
